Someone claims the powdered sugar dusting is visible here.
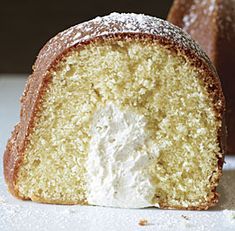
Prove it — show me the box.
[208,0,216,14]
[181,0,235,38]
[183,13,198,29]
[70,12,210,62]
[36,12,213,74]
[182,0,217,31]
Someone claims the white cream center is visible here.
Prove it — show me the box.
[86,103,159,208]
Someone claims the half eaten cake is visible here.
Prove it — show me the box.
[4,13,225,210]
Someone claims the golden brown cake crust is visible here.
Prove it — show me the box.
[3,13,225,210]
[167,0,235,154]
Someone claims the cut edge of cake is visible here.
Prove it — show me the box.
[4,13,226,210]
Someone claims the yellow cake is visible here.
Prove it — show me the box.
[4,13,225,210]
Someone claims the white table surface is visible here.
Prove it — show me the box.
[0,74,235,231]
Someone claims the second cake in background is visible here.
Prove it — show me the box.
[168,0,235,154]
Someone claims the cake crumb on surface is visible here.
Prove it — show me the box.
[181,215,190,220]
[138,219,149,226]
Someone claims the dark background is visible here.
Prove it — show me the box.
[0,0,173,73]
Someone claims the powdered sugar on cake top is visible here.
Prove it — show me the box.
[36,13,214,73]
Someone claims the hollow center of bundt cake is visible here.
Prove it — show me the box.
[17,38,220,208]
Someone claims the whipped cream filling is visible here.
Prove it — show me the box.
[86,103,159,208]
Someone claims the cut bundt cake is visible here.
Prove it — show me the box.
[168,0,235,154]
[4,13,225,210]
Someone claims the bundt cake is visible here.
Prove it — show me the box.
[168,0,235,154]
[4,13,225,210]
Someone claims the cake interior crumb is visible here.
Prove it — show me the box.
[16,38,221,208]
